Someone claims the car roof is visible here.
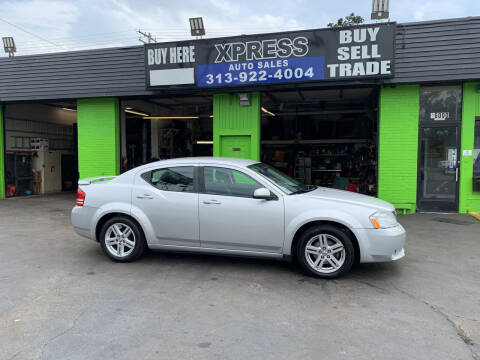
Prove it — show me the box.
[139,157,259,169]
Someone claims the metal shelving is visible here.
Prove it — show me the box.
[262,139,368,145]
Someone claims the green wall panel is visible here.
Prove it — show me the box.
[77,98,119,179]
[0,105,4,199]
[220,135,251,159]
[378,85,420,214]
[213,92,260,161]
[459,81,480,213]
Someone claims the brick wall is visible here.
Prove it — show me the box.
[77,98,119,179]
[378,85,420,214]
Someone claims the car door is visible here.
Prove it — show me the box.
[198,166,284,253]
[132,166,199,247]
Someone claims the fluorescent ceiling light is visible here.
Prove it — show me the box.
[62,107,77,111]
[143,116,200,120]
[196,140,213,144]
[125,107,132,110]
[125,109,150,116]
[261,107,275,116]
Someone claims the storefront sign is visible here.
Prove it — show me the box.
[145,23,395,89]
[146,43,197,86]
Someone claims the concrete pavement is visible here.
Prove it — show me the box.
[0,193,479,360]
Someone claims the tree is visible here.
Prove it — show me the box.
[327,13,364,28]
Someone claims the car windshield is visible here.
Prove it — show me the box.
[248,163,316,195]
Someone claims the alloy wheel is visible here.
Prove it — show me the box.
[104,223,136,258]
[304,234,346,274]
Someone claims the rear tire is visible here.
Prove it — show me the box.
[296,225,354,279]
[99,216,146,262]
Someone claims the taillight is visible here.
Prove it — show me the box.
[76,188,86,206]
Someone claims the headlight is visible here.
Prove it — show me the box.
[369,211,398,229]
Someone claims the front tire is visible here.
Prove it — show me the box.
[297,225,354,279]
[99,216,146,262]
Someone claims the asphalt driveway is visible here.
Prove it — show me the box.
[0,193,479,360]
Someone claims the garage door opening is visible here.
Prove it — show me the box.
[120,95,212,172]
[261,87,378,195]
[3,102,78,197]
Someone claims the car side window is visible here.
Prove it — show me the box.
[203,167,263,198]
[142,166,194,193]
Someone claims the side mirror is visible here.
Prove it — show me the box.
[253,187,275,200]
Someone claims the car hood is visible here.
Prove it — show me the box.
[299,187,395,212]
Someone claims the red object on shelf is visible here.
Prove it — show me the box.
[7,184,16,197]
[6,149,37,153]
[346,183,359,193]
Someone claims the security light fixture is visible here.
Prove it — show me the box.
[238,93,250,106]
[2,37,16,57]
[371,0,389,20]
[189,17,205,37]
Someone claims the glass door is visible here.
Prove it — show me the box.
[418,126,460,212]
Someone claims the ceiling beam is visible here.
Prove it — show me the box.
[264,92,279,104]
[141,99,173,110]
[272,108,369,116]
[148,99,211,107]
[297,90,305,101]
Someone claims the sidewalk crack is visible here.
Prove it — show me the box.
[391,283,479,360]
[39,309,87,360]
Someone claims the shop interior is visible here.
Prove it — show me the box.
[121,88,378,195]
[3,102,78,197]
[2,89,378,197]
[120,95,213,172]
[260,87,378,195]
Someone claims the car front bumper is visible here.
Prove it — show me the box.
[356,224,406,263]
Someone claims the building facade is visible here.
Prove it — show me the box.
[0,16,479,213]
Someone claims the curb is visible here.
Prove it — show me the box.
[467,212,480,221]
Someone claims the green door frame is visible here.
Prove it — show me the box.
[459,81,480,213]
[417,121,461,212]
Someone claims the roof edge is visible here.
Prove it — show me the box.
[397,15,480,27]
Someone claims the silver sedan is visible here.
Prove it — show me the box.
[72,157,405,278]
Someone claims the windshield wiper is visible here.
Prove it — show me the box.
[290,185,317,195]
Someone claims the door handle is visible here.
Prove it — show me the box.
[137,194,153,199]
[203,200,221,205]
[455,167,459,182]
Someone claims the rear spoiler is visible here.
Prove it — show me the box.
[78,176,117,185]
